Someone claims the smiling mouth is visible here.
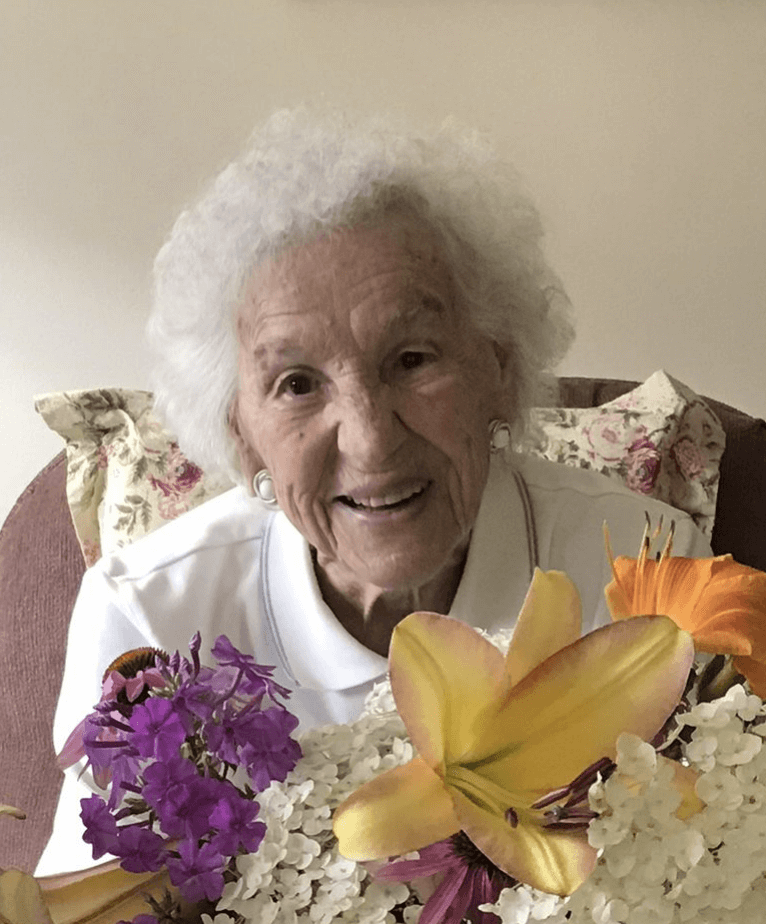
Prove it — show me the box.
[337,483,429,512]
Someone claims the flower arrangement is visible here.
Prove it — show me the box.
[57,632,302,918]
[3,521,766,924]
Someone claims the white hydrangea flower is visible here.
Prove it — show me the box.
[479,884,533,923]
[716,727,762,766]
[696,765,745,809]
[605,770,644,808]
[591,894,629,924]
[588,811,629,849]
[615,732,657,782]
[682,697,740,729]
[723,684,762,722]
[403,906,423,923]
[363,879,410,909]
[685,731,720,770]
[602,838,637,879]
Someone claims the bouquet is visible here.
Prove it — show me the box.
[3,520,766,924]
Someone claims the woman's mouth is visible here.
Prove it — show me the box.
[337,482,430,512]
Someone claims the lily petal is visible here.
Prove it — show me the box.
[462,616,694,798]
[37,860,168,924]
[0,869,53,924]
[661,757,704,820]
[607,552,766,693]
[732,655,766,698]
[390,613,506,767]
[450,789,597,896]
[505,570,582,688]
[333,756,459,861]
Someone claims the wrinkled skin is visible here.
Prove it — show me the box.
[230,214,511,652]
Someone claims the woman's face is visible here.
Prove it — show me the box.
[231,215,510,595]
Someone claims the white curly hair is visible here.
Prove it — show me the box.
[148,107,574,481]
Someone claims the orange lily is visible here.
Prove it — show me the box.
[333,570,694,896]
[605,522,766,697]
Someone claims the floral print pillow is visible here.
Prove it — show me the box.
[526,370,725,537]
[37,372,725,566]
[35,389,233,566]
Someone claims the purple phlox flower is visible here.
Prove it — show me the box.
[211,635,291,701]
[60,713,119,783]
[130,697,188,761]
[170,673,219,723]
[172,776,231,841]
[82,714,141,794]
[188,631,202,676]
[141,755,199,826]
[59,705,132,778]
[165,649,182,676]
[74,712,142,807]
[58,661,167,772]
[121,917,158,924]
[166,839,226,904]
[204,706,246,767]
[375,836,515,924]
[80,794,120,860]
[106,747,146,809]
[113,823,168,873]
[208,786,266,856]
[203,699,294,767]
[143,758,228,841]
[238,707,301,790]
[158,636,201,686]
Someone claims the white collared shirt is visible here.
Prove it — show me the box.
[37,454,711,875]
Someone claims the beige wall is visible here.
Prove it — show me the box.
[2,0,765,524]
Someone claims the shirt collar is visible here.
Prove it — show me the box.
[262,510,388,690]
[262,457,530,692]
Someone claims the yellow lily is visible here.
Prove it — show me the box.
[333,569,694,896]
[605,523,766,697]
[0,857,172,924]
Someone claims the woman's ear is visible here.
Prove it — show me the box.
[228,397,263,496]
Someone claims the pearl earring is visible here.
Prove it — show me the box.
[253,470,278,506]
[489,419,512,453]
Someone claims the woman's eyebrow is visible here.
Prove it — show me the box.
[251,340,303,366]
[249,289,448,363]
[389,290,448,323]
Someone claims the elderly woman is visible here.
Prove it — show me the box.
[37,110,710,875]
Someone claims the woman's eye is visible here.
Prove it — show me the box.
[279,372,317,396]
[399,351,429,371]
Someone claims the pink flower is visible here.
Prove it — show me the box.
[584,414,642,463]
[96,445,111,470]
[624,437,661,495]
[375,836,514,924]
[671,436,705,480]
[58,661,167,780]
[159,446,203,495]
[156,494,194,519]
[149,445,204,520]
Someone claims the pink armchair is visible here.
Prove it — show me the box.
[1,378,764,873]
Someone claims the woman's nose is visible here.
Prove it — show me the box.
[335,384,406,466]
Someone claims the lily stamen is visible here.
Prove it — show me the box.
[532,756,614,811]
